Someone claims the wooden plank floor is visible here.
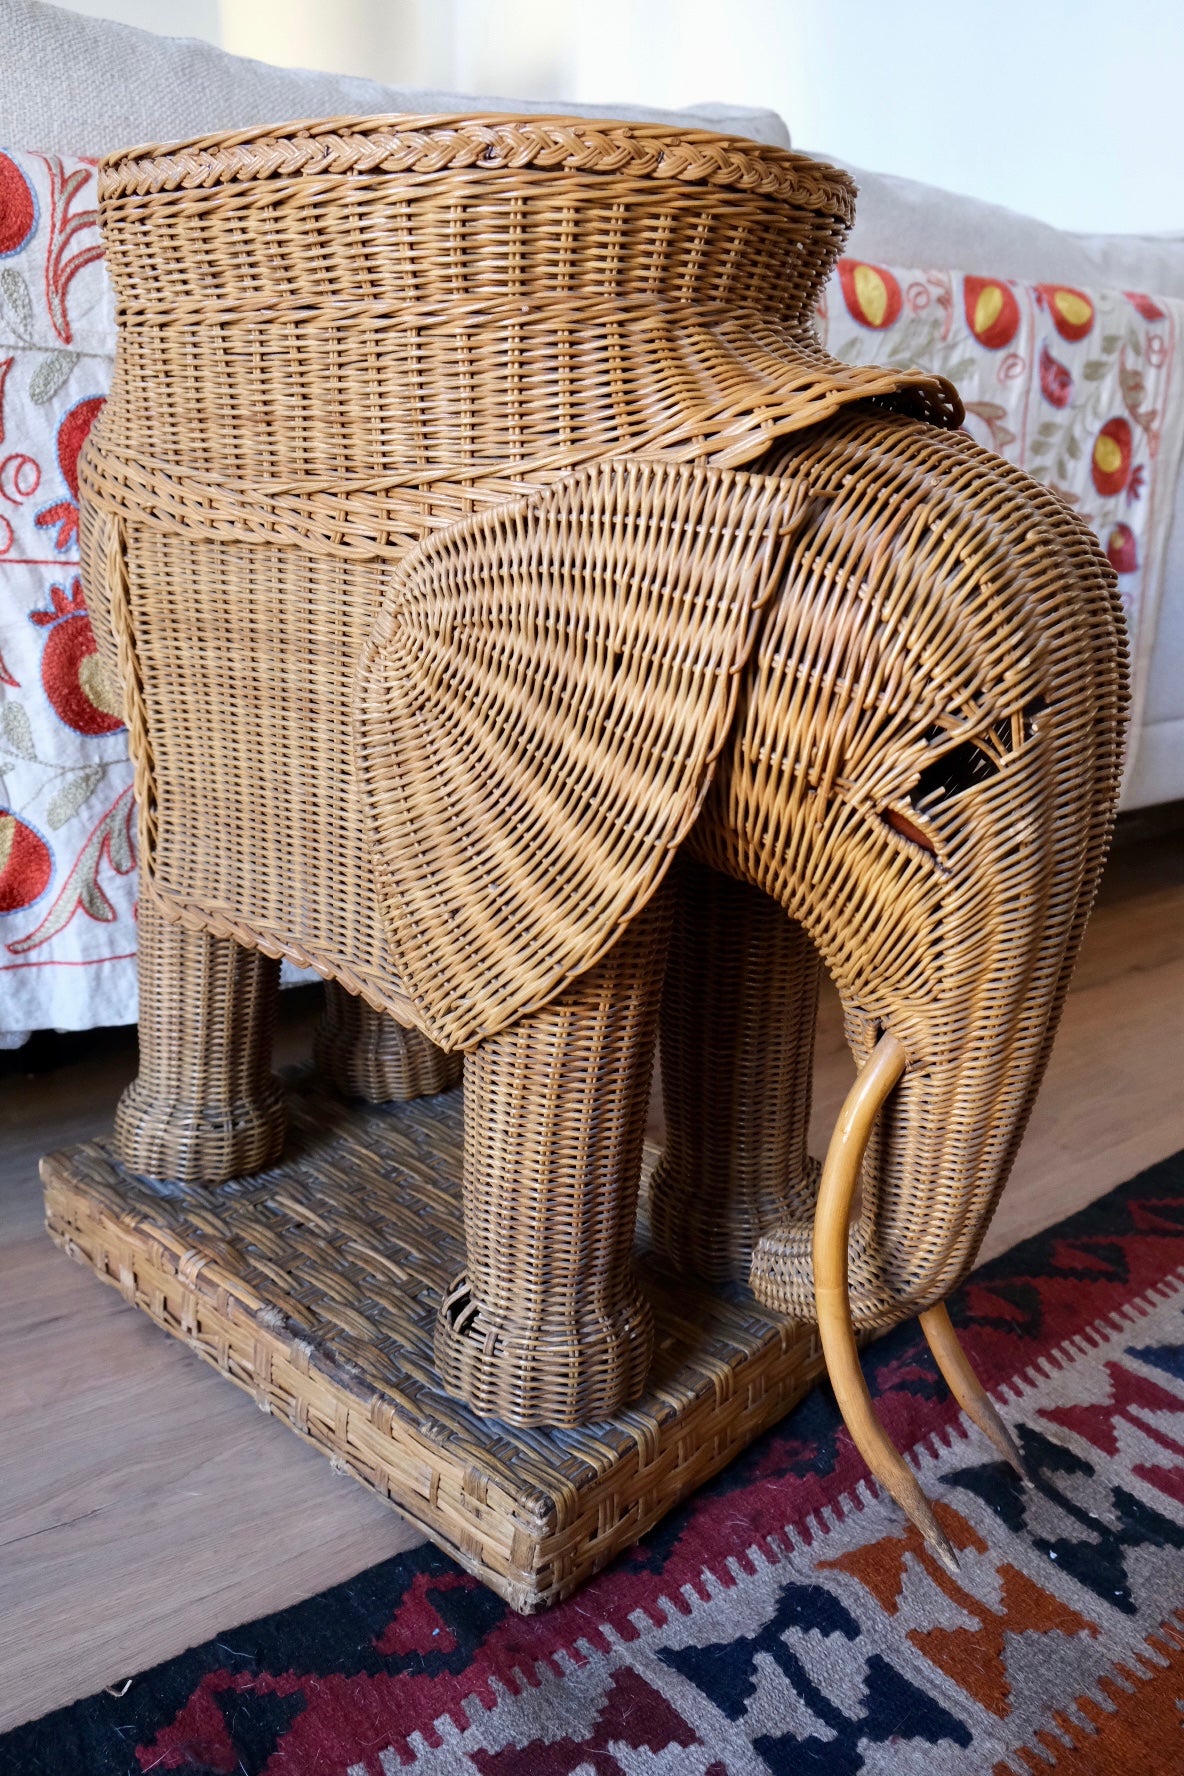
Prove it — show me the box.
[2,810,1182,1732]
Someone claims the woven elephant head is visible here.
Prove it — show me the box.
[357,405,1127,1557]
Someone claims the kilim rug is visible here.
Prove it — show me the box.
[6,1151,1184,1775]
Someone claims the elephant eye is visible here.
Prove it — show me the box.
[882,694,1048,856]
[911,695,1048,814]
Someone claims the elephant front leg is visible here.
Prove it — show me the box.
[315,979,461,1102]
[114,896,286,1184]
[435,888,672,1427]
[648,860,821,1283]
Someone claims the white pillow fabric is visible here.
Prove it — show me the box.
[827,155,1184,302]
[0,0,790,155]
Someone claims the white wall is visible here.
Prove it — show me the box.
[562,0,1184,235]
[53,0,1184,232]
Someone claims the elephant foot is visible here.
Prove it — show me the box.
[115,902,286,1184]
[434,1273,654,1427]
[315,979,461,1102]
[115,1073,287,1185]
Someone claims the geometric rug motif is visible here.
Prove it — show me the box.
[5,1151,1184,1775]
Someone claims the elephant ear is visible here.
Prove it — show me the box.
[356,458,811,1050]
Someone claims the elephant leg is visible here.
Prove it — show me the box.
[435,886,672,1427]
[648,859,821,1283]
[314,979,461,1102]
[114,896,286,1184]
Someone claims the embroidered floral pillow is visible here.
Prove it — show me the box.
[0,147,132,1038]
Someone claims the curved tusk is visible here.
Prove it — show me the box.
[919,1301,1029,1479]
[813,1031,959,1574]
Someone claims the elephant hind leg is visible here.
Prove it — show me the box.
[315,978,461,1102]
[115,895,286,1184]
[435,885,672,1428]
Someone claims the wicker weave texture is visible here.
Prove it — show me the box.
[114,895,286,1185]
[719,416,1127,1324]
[357,459,814,1049]
[315,979,461,1102]
[649,859,823,1284]
[436,886,671,1425]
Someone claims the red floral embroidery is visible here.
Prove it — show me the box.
[1106,523,1139,574]
[29,575,124,736]
[1039,342,1073,410]
[0,809,52,914]
[1036,285,1095,342]
[838,261,903,330]
[6,784,136,954]
[964,276,1021,350]
[1092,416,1133,497]
[37,155,103,346]
[34,395,105,551]
[0,152,37,258]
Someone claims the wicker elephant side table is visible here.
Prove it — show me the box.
[43,114,1127,1610]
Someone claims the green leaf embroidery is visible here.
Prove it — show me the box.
[46,765,104,830]
[945,357,978,383]
[1082,360,1108,382]
[0,266,34,340]
[1101,334,1121,354]
[29,350,79,404]
[80,877,116,919]
[1,702,36,760]
[1066,433,1082,460]
[107,800,135,873]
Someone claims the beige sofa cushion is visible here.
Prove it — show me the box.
[0,0,790,155]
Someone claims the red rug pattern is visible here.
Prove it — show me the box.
[6,1150,1184,1774]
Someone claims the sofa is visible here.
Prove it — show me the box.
[1,0,1180,1046]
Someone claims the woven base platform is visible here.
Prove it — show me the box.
[41,1071,826,1613]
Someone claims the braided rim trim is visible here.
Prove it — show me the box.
[100,114,855,219]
